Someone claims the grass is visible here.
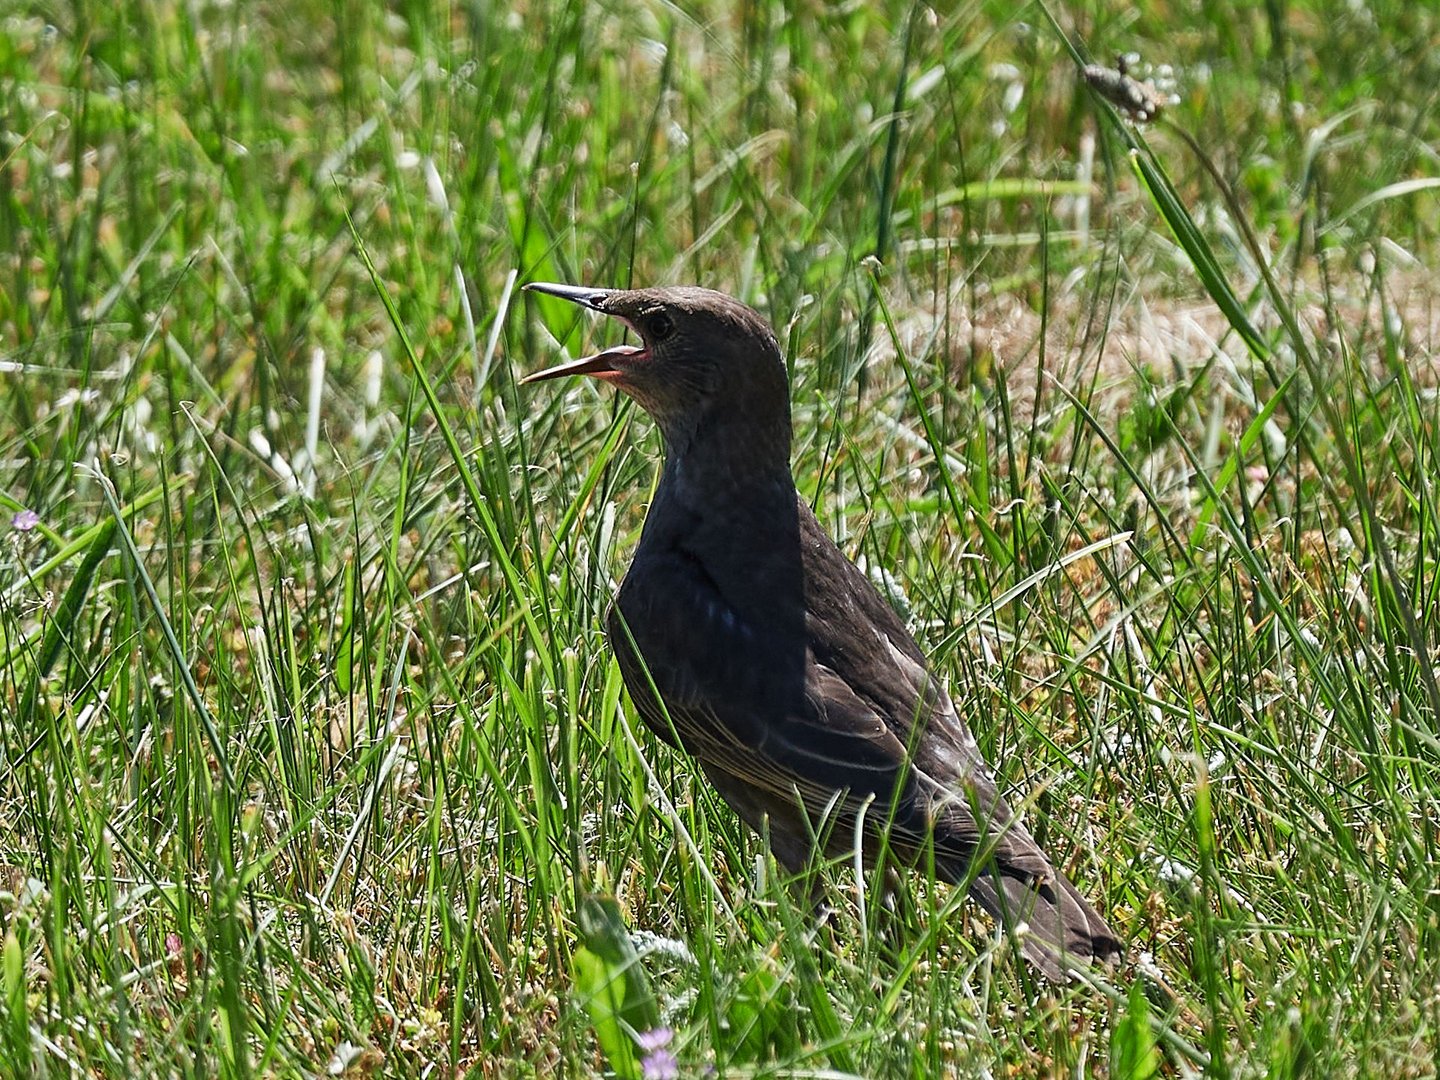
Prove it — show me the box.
[2,0,1439,1075]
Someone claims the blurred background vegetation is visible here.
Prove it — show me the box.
[2,1,1439,1076]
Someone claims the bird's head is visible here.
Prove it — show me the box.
[523,283,791,462]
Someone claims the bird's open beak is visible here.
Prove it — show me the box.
[519,344,643,383]
[521,281,642,384]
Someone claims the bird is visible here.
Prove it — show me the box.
[523,281,1122,980]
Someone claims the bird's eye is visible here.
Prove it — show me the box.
[645,313,674,342]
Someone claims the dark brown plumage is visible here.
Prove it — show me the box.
[524,282,1122,980]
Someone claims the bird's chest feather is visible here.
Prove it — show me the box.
[604,510,810,751]
[608,540,760,685]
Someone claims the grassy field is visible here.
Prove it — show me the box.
[3,0,1439,1075]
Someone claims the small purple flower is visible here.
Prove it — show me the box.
[635,1027,678,1080]
[11,509,40,532]
[640,1048,679,1080]
[635,1027,673,1054]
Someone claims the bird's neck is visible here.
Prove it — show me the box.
[657,408,794,510]
[646,414,803,620]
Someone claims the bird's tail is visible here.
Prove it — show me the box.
[968,867,1122,982]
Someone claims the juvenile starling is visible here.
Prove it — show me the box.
[524,282,1121,979]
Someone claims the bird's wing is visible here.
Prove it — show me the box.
[794,520,1122,972]
[607,551,903,797]
[797,523,1059,878]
